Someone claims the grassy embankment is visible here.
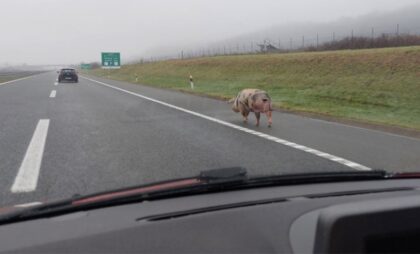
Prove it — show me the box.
[86,46,420,131]
[0,72,37,83]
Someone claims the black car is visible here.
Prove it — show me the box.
[58,68,78,83]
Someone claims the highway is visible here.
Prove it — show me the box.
[1,72,419,207]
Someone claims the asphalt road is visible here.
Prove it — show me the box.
[1,72,419,207]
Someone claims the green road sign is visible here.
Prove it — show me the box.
[80,63,91,70]
[101,52,121,69]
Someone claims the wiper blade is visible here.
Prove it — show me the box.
[199,167,247,183]
[0,168,247,225]
[0,198,73,225]
[0,168,388,225]
[246,169,388,187]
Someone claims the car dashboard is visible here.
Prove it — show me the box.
[1,179,420,253]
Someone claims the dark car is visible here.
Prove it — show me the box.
[58,68,78,83]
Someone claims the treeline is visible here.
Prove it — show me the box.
[306,34,420,51]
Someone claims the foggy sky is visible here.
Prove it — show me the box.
[1,0,419,65]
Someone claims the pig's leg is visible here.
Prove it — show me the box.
[266,111,273,127]
[241,110,249,124]
[231,97,240,113]
[255,112,261,126]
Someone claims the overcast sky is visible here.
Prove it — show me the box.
[1,0,419,65]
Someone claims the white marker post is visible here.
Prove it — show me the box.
[135,74,138,82]
[189,74,194,89]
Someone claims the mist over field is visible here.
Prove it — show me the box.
[0,0,419,66]
[147,5,420,59]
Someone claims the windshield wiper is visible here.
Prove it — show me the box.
[0,168,388,225]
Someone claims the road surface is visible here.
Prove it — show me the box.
[1,72,419,206]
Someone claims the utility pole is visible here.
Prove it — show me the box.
[396,24,400,36]
[181,50,184,60]
[332,32,335,41]
[371,27,374,47]
[302,36,305,48]
[251,42,254,52]
[290,38,293,50]
[316,33,319,49]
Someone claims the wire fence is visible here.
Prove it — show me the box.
[138,24,420,63]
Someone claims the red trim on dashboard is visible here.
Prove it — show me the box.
[72,178,202,205]
[392,173,420,178]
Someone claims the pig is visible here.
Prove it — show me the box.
[230,89,273,127]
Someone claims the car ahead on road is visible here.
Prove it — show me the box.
[1,167,420,253]
[57,68,78,83]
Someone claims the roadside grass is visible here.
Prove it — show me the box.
[86,46,420,131]
[0,73,34,83]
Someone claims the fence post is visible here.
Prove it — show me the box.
[371,27,374,47]
[316,33,319,49]
[189,74,194,89]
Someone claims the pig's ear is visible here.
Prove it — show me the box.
[251,93,259,102]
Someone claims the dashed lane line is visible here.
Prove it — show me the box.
[11,119,50,193]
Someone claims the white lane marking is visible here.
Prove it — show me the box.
[81,76,371,171]
[54,82,58,86]
[11,119,50,193]
[0,75,35,86]
[49,90,56,98]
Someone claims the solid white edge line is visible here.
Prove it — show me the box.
[81,76,371,171]
[0,76,33,86]
[49,90,56,98]
[0,73,44,87]
[11,119,50,193]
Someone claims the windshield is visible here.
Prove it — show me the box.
[61,69,75,73]
[0,0,419,208]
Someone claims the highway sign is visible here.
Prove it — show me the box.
[101,52,121,69]
[80,63,91,70]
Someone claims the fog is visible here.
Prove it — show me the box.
[1,0,419,66]
[206,4,420,55]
